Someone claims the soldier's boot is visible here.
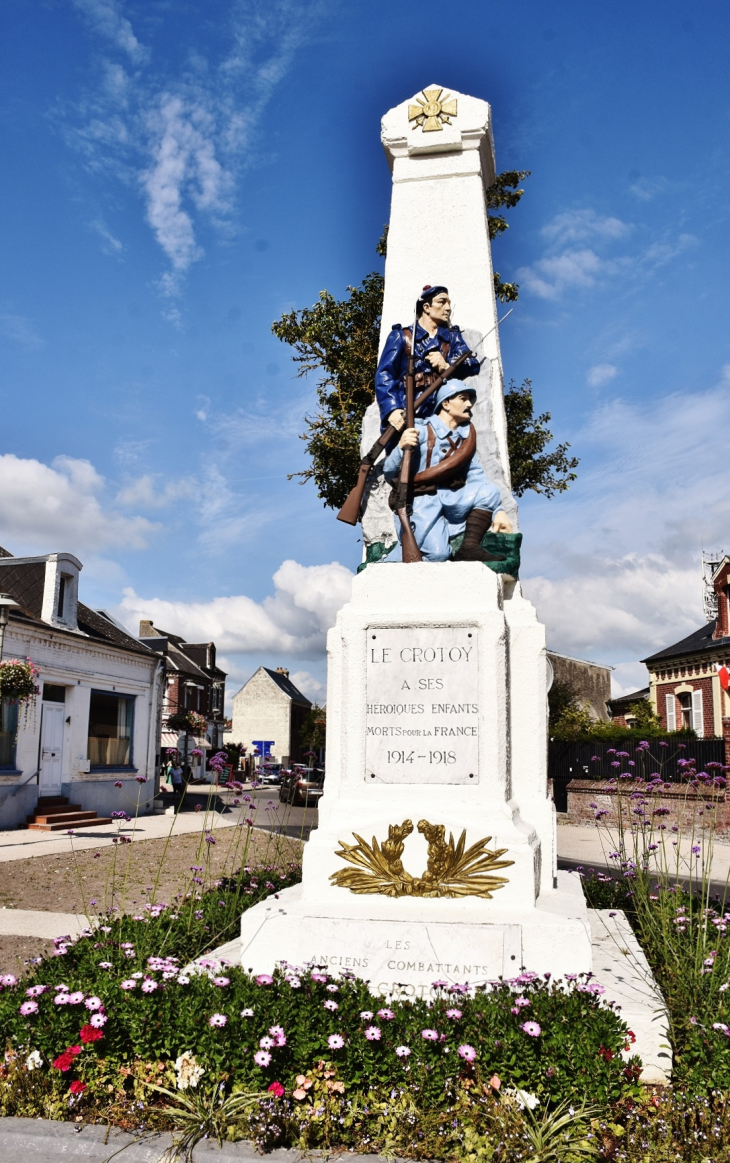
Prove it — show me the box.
[453,509,505,563]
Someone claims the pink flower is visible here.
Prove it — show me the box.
[54,994,69,1005]
[458,1043,477,1062]
[67,991,84,1004]
[254,1050,271,1067]
[268,1081,285,1097]
[120,980,137,990]
[395,1045,411,1058]
[1,975,17,987]
[20,1001,38,1015]
[360,1010,373,1020]
[96,962,112,970]
[445,1008,462,1020]
[521,1021,541,1037]
[259,1036,274,1049]
[69,1080,87,1095]
[311,973,328,983]
[90,1013,107,1028]
[269,1025,286,1046]
[141,980,158,993]
[364,1026,381,1041]
[212,977,230,987]
[25,985,47,997]
[328,1034,345,1049]
[114,781,123,788]
[324,999,339,1011]
[256,974,273,986]
[209,1013,227,1027]
[421,1029,439,1041]
[489,1074,501,1090]
[85,996,103,1010]
[377,1008,395,1020]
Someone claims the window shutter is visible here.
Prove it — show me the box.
[665,693,676,731]
[692,689,704,738]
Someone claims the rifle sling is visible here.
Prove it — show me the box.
[412,423,476,488]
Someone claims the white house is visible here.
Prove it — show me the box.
[230,667,311,766]
[0,545,163,830]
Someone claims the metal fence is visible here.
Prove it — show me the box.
[548,736,726,813]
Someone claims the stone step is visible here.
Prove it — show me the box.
[30,810,99,826]
[35,796,69,807]
[27,815,113,832]
[26,804,82,822]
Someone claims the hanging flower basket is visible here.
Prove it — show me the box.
[0,659,40,705]
[167,710,208,734]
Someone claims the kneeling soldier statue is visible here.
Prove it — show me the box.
[383,379,513,563]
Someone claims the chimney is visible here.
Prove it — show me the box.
[139,620,157,637]
[276,667,289,678]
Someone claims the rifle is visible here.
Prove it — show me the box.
[393,301,422,562]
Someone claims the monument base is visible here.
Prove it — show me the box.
[237,871,591,998]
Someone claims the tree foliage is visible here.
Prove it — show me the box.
[273,169,579,509]
[300,702,326,752]
[504,379,579,498]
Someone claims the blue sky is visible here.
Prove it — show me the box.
[1,0,729,705]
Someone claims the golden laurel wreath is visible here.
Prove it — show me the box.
[330,819,513,899]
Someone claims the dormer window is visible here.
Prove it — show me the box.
[57,575,68,619]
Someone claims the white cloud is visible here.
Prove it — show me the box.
[518,248,611,300]
[71,0,148,63]
[0,312,43,348]
[289,670,326,701]
[90,217,124,255]
[586,363,618,388]
[115,474,196,509]
[66,0,317,304]
[116,559,354,656]
[541,209,629,246]
[629,176,668,202]
[0,454,157,553]
[521,369,730,668]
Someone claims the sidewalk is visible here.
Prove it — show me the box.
[557,821,730,886]
[0,798,242,863]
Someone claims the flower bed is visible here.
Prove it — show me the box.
[0,865,641,1146]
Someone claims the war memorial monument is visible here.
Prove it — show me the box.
[232,85,605,998]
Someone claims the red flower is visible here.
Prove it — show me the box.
[69,1080,87,1095]
[267,1081,285,1097]
[53,1052,75,1072]
[598,1045,614,1061]
[80,1025,103,1043]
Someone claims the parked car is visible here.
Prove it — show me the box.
[257,764,282,786]
[279,767,325,806]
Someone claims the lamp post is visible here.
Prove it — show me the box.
[0,594,19,663]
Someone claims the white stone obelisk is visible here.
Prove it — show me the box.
[237,87,594,996]
[361,84,516,555]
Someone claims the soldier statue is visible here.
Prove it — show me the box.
[375,285,513,563]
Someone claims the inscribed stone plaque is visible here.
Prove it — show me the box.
[365,627,478,783]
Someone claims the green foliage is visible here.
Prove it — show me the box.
[485,169,530,304]
[300,702,326,752]
[505,379,579,498]
[271,272,384,509]
[548,680,584,731]
[624,699,663,731]
[580,749,730,1093]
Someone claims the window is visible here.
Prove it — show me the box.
[57,576,67,619]
[43,684,66,703]
[0,700,18,770]
[88,690,134,768]
[678,692,692,731]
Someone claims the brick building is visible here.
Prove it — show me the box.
[138,621,227,770]
[640,556,730,740]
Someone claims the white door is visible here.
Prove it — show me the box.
[39,703,64,792]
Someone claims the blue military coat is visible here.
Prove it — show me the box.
[374,322,480,429]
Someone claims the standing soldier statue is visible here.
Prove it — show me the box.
[377,285,513,563]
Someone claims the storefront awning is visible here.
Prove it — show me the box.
[160,732,212,751]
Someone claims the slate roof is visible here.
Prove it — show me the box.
[641,620,730,664]
[607,687,650,713]
[0,546,153,659]
[263,668,311,706]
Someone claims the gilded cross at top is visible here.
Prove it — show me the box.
[408,87,458,133]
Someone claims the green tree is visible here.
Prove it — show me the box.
[272,170,579,509]
[505,380,579,498]
[301,703,326,753]
[624,698,663,732]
